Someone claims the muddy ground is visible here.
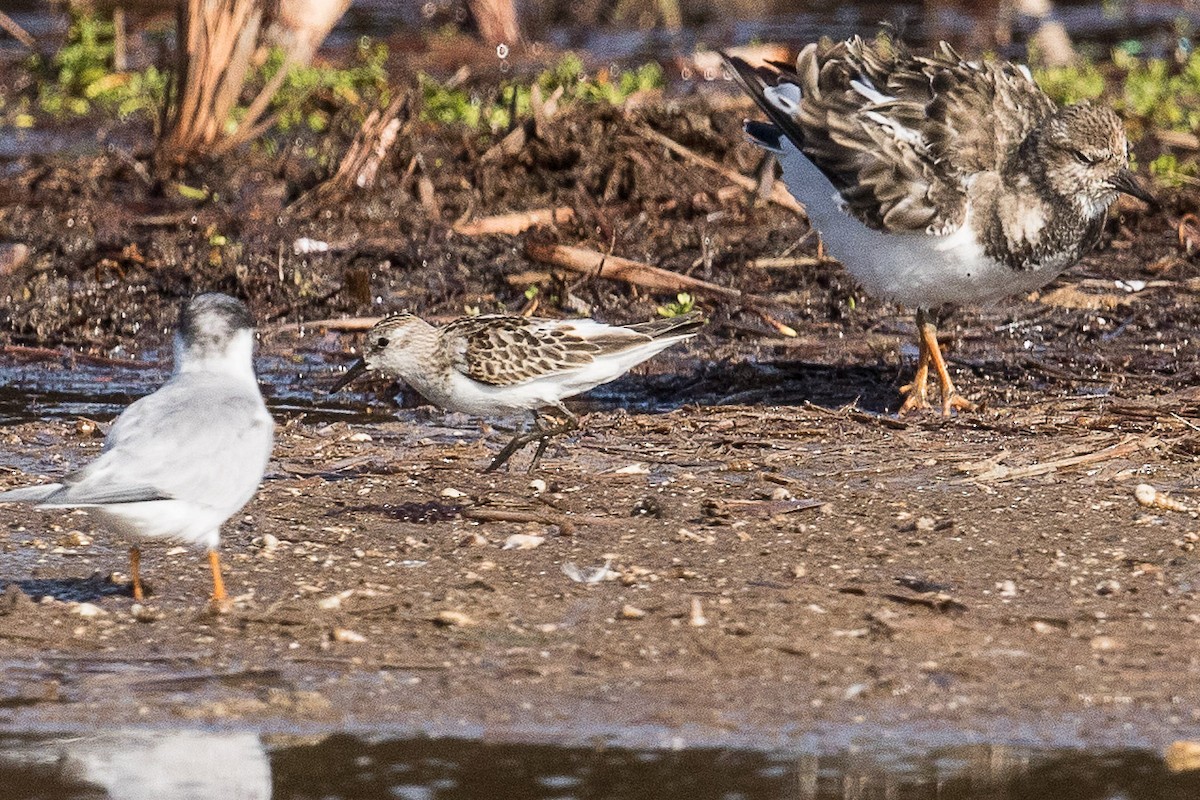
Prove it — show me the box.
[1,82,1200,748]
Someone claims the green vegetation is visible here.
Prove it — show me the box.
[1148,153,1200,188]
[1034,62,1105,105]
[1117,49,1200,133]
[657,292,694,318]
[30,11,165,120]
[420,53,664,133]
[261,38,391,133]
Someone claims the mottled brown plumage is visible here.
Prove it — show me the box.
[723,36,1154,415]
[332,311,705,471]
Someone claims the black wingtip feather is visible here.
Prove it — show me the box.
[720,52,807,152]
[744,120,783,153]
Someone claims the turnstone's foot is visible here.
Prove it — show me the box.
[899,310,976,417]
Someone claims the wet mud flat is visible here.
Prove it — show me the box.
[1,312,1200,751]
[2,78,1200,789]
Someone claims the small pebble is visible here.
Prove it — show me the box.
[620,604,646,620]
[433,610,475,627]
[332,628,366,643]
[130,604,163,623]
[503,533,544,550]
[528,478,547,493]
[441,488,466,498]
[74,603,105,618]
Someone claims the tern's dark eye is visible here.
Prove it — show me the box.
[375,337,389,348]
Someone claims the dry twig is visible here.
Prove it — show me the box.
[0,10,36,49]
[958,436,1159,484]
[454,207,574,236]
[292,93,413,210]
[634,125,806,216]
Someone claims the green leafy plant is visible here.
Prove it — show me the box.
[33,11,166,120]
[262,39,390,133]
[419,53,665,132]
[1148,153,1200,187]
[657,292,694,318]
[1119,50,1200,133]
[1035,63,1106,105]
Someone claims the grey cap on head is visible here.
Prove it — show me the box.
[178,293,256,348]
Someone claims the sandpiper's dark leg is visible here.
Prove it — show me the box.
[526,404,579,473]
[485,429,536,473]
[901,308,975,416]
[129,545,144,601]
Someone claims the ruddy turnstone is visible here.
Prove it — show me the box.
[724,37,1154,414]
[331,310,705,471]
[0,293,274,607]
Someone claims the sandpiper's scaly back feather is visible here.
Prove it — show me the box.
[335,310,704,470]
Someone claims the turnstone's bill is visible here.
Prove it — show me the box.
[331,311,705,472]
[0,293,275,607]
[724,37,1154,414]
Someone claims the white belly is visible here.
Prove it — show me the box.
[777,141,1070,308]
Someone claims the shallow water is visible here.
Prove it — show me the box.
[0,352,373,427]
[1,730,1198,799]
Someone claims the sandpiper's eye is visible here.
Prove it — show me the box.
[1073,150,1097,165]
[375,337,389,348]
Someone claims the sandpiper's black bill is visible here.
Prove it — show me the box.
[329,358,369,393]
[1108,168,1157,207]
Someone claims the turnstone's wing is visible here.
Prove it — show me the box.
[443,315,699,387]
[724,37,1057,234]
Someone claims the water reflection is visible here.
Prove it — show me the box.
[2,731,1200,799]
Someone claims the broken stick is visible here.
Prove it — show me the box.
[525,242,744,301]
[454,207,574,236]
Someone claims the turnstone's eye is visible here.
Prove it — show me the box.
[375,337,389,348]
[1073,150,1097,165]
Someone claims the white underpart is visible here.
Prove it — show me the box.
[774,138,1071,307]
[407,333,696,418]
[27,731,273,800]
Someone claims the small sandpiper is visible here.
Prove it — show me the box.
[724,36,1154,414]
[331,311,705,471]
[0,293,275,607]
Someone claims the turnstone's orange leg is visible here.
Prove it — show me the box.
[915,311,976,416]
[898,330,932,414]
[129,545,145,601]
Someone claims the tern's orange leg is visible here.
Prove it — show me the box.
[208,550,227,603]
[129,546,144,601]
